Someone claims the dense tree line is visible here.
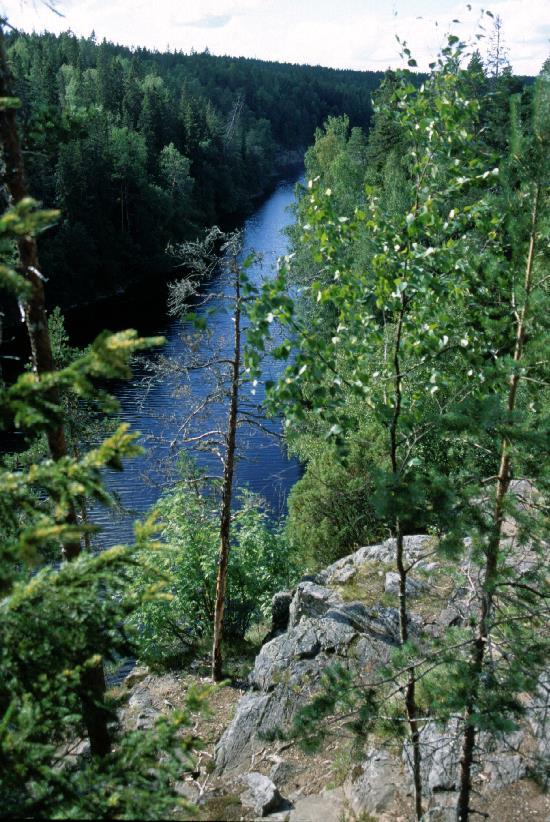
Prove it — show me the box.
[0,19,214,812]
[5,29,384,310]
[248,34,548,820]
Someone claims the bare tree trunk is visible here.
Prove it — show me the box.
[390,297,423,820]
[0,26,110,756]
[212,265,241,682]
[456,184,540,821]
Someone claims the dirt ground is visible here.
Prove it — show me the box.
[115,662,549,821]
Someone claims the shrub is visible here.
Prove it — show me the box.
[132,482,302,668]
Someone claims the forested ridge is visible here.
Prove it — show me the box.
[4,29,383,311]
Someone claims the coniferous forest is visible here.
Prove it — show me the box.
[0,9,549,822]
[4,29,382,310]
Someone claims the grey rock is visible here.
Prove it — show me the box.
[214,531,546,806]
[484,750,526,787]
[251,605,399,694]
[436,606,462,628]
[174,780,199,802]
[215,555,416,774]
[269,758,304,786]
[317,536,438,587]
[240,772,282,817]
[345,748,400,815]
[288,581,340,628]
[318,555,356,585]
[329,563,357,584]
[288,789,346,822]
[385,571,425,597]
[123,665,149,690]
[216,606,396,773]
[528,671,550,762]
[361,535,436,566]
[135,711,156,730]
[128,684,153,712]
[420,807,457,822]
[126,678,158,730]
[214,692,271,773]
[264,811,291,822]
[70,739,91,757]
[404,720,462,792]
[251,621,322,691]
[328,601,403,644]
[420,561,440,573]
[404,720,530,796]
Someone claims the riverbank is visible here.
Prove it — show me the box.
[1,160,304,365]
[69,173,304,552]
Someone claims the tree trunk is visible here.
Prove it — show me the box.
[391,298,423,820]
[0,25,110,756]
[212,266,241,682]
[456,184,540,821]
[0,28,72,487]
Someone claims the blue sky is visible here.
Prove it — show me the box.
[2,0,548,74]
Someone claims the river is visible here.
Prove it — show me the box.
[79,173,303,547]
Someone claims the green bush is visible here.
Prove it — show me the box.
[132,482,302,668]
[285,399,389,568]
[287,448,385,568]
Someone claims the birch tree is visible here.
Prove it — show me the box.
[246,38,549,820]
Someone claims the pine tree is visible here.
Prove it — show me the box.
[456,64,550,822]
[0,22,210,817]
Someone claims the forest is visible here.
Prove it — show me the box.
[3,29,383,312]
[0,11,549,822]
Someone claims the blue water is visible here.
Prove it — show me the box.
[90,176,303,547]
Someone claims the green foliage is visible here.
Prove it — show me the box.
[5,28,385,312]
[3,308,120,479]
[0,193,210,817]
[246,35,549,812]
[248,41,546,544]
[132,476,301,668]
[286,420,387,567]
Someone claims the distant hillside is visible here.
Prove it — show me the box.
[6,31,386,309]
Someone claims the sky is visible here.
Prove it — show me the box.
[1,0,548,75]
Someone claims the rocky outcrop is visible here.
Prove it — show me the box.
[385,570,426,596]
[215,576,408,773]
[214,537,446,776]
[316,534,437,586]
[288,788,346,821]
[213,530,549,820]
[113,521,547,822]
[343,748,403,816]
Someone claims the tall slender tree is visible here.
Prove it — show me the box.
[456,68,549,822]
[165,228,274,681]
[247,38,549,820]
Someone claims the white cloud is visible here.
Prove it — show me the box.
[0,0,547,74]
